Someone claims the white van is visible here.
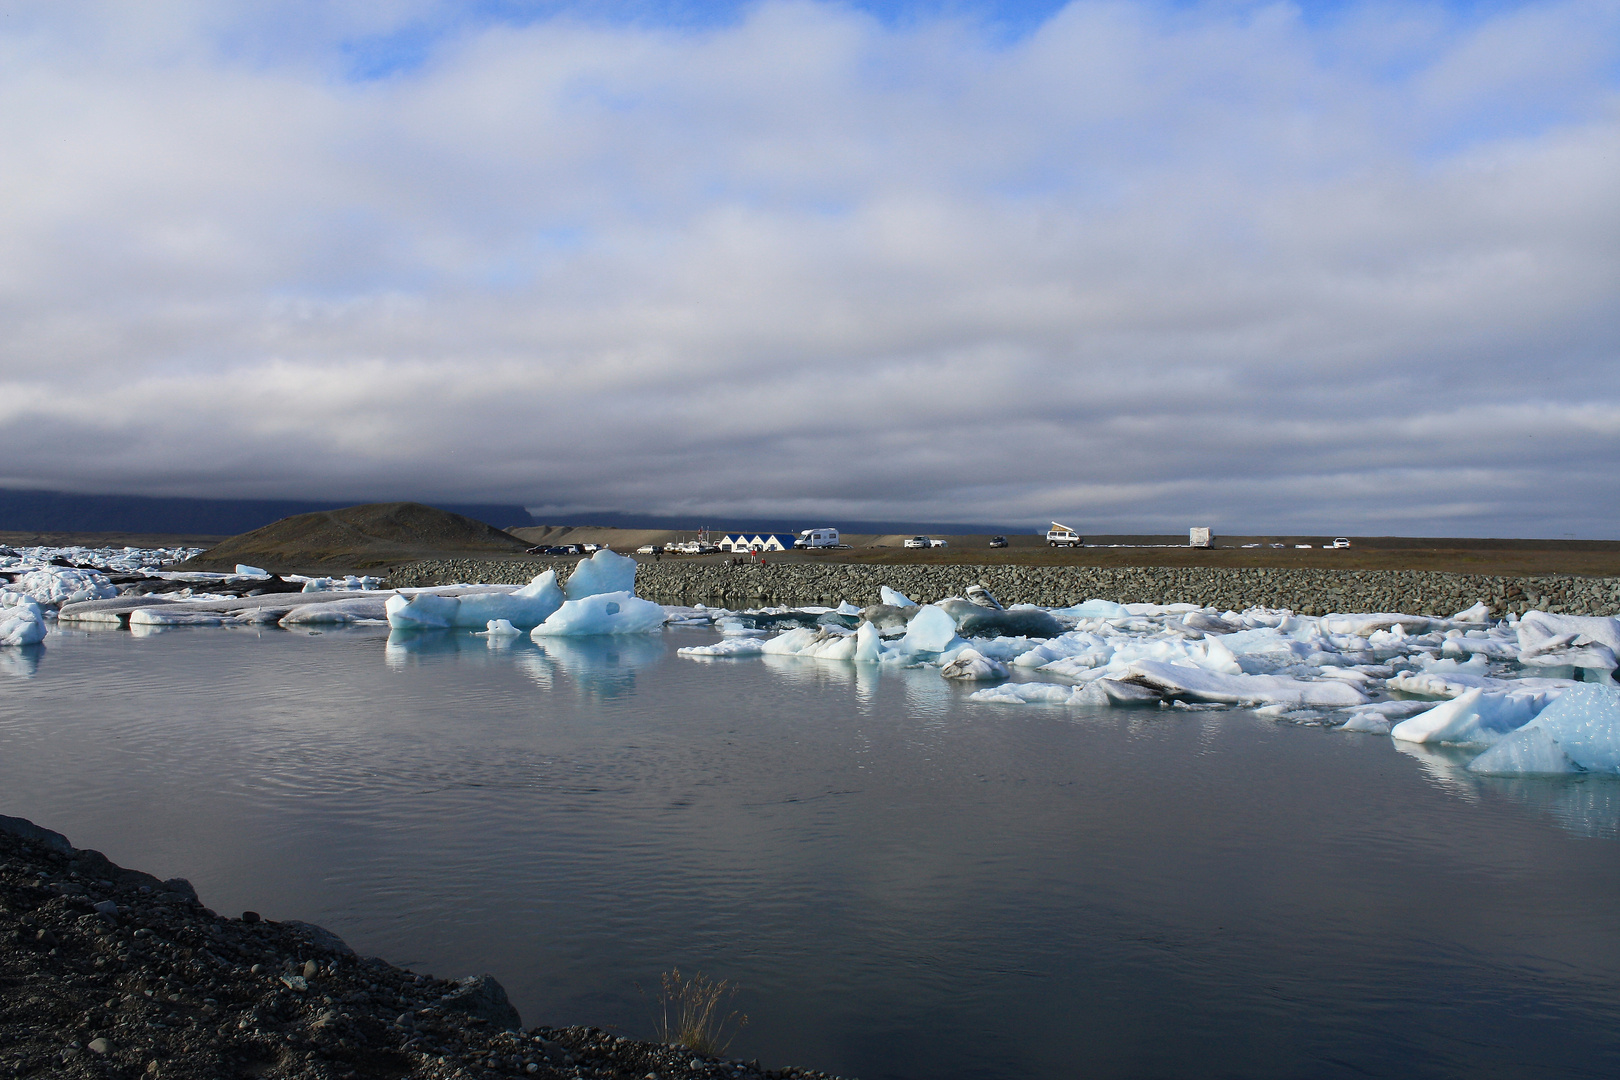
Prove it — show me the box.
[1046,522,1083,547]
[796,527,841,549]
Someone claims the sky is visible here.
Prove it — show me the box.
[1,1,1617,536]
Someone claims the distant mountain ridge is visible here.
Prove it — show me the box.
[0,489,533,536]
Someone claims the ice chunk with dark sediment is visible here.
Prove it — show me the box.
[936,598,1064,639]
[1122,660,1368,707]
[940,648,1009,681]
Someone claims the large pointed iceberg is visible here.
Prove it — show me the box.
[564,549,638,601]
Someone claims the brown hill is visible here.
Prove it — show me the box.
[182,502,532,573]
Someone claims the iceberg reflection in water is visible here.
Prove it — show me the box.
[1393,738,1620,838]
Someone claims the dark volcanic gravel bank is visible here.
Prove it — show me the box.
[0,816,845,1080]
[384,559,1620,618]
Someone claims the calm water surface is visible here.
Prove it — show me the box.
[2,625,1618,1080]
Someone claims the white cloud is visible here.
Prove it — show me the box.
[0,1,1616,534]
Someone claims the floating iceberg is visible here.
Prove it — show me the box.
[0,597,47,646]
[1123,660,1368,707]
[678,637,770,658]
[531,591,666,637]
[894,605,964,657]
[385,573,565,631]
[1390,686,1558,746]
[763,626,860,660]
[278,596,391,626]
[1467,684,1620,775]
[564,549,637,601]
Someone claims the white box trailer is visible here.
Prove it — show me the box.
[1189,527,1212,548]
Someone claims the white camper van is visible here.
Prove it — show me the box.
[796,527,841,549]
[1046,522,1083,547]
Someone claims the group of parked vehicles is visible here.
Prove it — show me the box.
[524,542,601,556]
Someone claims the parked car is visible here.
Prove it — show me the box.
[904,536,932,549]
[1330,538,1352,549]
[929,538,948,547]
[989,535,1008,548]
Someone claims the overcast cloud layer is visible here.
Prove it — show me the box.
[2,1,1618,535]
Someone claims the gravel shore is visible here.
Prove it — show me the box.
[0,817,846,1080]
[384,559,1620,618]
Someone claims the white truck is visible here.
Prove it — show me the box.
[795,527,841,549]
[1046,522,1083,547]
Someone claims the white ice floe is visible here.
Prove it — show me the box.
[1122,660,1369,707]
[678,637,769,658]
[298,575,383,592]
[0,543,204,573]
[1386,666,1573,700]
[1319,612,1444,637]
[1390,686,1560,746]
[384,573,564,631]
[234,564,270,577]
[1514,611,1620,678]
[4,568,118,606]
[563,548,638,601]
[1467,684,1620,775]
[1335,700,1435,735]
[531,591,666,637]
[476,619,523,637]
[0,596,48,646]
[879,586,917,608]
[762,626,860,661]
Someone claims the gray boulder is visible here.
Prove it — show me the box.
[440,974,523,1031]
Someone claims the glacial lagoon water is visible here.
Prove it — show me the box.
[3,624,1619,1080]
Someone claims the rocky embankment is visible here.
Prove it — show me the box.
[0,816,844,1080]
[384,560,1620,618]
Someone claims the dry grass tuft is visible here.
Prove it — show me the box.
[654,968,749,1055]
